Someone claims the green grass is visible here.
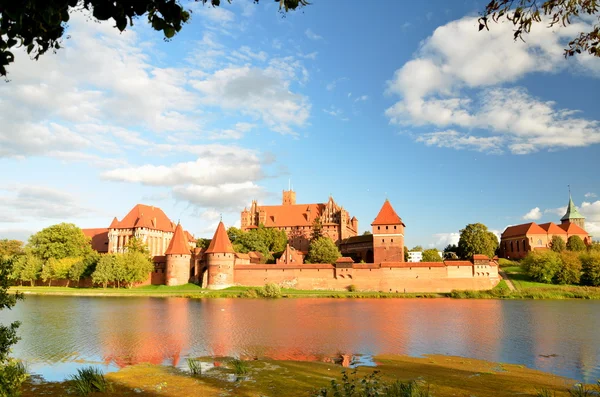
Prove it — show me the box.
[69,366,112,395]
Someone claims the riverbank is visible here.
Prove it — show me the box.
[19,354,591,397]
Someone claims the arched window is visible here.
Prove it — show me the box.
[516,241,520,252]
[537,239,542,246]
[510,241,513,252]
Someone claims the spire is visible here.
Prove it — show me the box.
[561,192,585,222]
[165,223,191,255]
[109,217,119,229]
[205,221,235,254]
[371,199,404,226]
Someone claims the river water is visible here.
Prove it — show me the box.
[1,296,599,382]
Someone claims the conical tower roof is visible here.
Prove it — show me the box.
[561,194,585,221]
[371,199,404,226]
[165,223,191,255]
[205,221,235,254]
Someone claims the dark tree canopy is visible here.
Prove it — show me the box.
[481,0,600,58]
[0,0,309,76]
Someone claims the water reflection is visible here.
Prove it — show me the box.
[1,296,599,382]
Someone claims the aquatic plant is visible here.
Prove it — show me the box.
[229,358,249,376]
[187,358,202,376]
[69,366,112,395]
[567,383,595,397]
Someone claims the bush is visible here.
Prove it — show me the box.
[241,288,260,298]
[498,258,517,267]
[581,252,600,286]
[0,359,28,396]
[567,236,586,252]
[187,358,202,375]
[347,284,357,292]
[258,283,282,298]
[554,251,582,285]
[69,366,112,395]
[522,251,562,283]
[550,235,566,253]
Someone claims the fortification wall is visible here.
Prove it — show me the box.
[233,264,499,292]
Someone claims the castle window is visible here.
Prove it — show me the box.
[386,226,388,230]
[378,226,380,230]
[537,239,543,246]
[382,239,385,243]
[516,241,519,252]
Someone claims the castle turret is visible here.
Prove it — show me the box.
[561,193,586,231]
[205,221,236,290]
[165,223,192,286]
[282,189,296,205]
[371,200,405,264]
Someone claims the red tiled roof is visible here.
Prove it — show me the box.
[205,222,235,254]
[473,254,490,260]
[371,200,404,226]
[82,228,109,253]
[445,260,473,267]
[252,203,326,227]
[382,261,446,268]
[165,223,191,255]
[559,222,589,236]
[501,222,546,238]
[336,257,354,263]
[109,217,119,228]
[538,222,567,235]
[110,204,176,233]
[184,231,195,243]
[235,253,250,259]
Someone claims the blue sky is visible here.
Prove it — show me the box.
[0,0,599,248]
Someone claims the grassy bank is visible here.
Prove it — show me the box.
[18,354,592,397]
[9,284,443,299]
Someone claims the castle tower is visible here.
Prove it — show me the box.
[205,221,236,290]
[165,223,191,286]
[282,189,296,205]
[371,200,405,264]
[561,193,586,230]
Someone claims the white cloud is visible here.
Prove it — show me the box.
[545,206,568,217]
[173,182,264,212]
[431,232,460,248]
[386,16,600,154]
[522,207,543,221]
[305,28,323,41]
[580,201,600,236]
[354,95,369,102]
[585,192,597,198]
[415,130,503,153]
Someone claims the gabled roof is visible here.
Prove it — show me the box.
[501,222,546,238]
[538,222,567,235]
[559,222,588,235]
[82,228,109,253]
[371,200,404,226]
[473,254,490,260]
[165,223,191,256]
[561,195,585,221]
[110,204,176,233]
[251,203,326,227]
[205,221,235,254]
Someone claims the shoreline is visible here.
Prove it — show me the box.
[19,354,591,397]
[9,283,600,300]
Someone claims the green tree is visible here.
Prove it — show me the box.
[306,237,341,264]
[403,247,409,262]
[522,250,562,283]
[457,223,499,259]
[0,240,24,257]
[92,254,117,288]
[28,223,91,261]
[310,218,324,242]
[567,235,587,252]
[480,0,600,59]
[233,231,271,262]
[125,236,150,256]
[550,235,566,253]
[590,241,600,252]
[422,249,443,262]
[555,251,582,285]
[0,256,27,395]
[16,253,43,286]
[362,231,372,236]
[227,227,244,244]
[0,0,309,76]
[196,238,212,249]
[411,245,424,252]
[41,258,56,287]
[69,251,100,287]
[116,251,154,288]
[581,251,600,286]
[256,224,288,254]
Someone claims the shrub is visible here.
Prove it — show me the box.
[0,359,28,397]
[347,284,357,292]
[550,235,566,253]
[241,288,260,298]
[581,252,600,286]
[258,282,282,298]
[554,251,582,285]
[229,359,249,376]
[522,251,562,283]
[567,236,587,252]
[187,358,202,376]
[69,366,112,395]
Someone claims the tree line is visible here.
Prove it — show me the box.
[2,223,154,288]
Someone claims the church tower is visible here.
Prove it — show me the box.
[371,200,405,264]
[561,193,586,231]
[282,189,296,205]
[205,221,236,290]
[165,223,191,286]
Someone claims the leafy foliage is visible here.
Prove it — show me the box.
[522,250,562,283]
[311,218,324,242]
[0,255,26,395]
[69,251,100,287]
[0,0,309,76]
[0,240,24,257]
[92,254,117,288]
[421,249,443,262]
[480,0,600,58]
[258,282,282,298]
[457,223,499,259]
[28,223,91,261]
[550,235,566,253]
[555,251,582,285]
[14,252,43,286]
[567,235,586,252]
[116,251,154,288]
[196,238,211,249]
[125,237,150,256]
[580,251,600,286]
[229,358,250,376]
[230,225,287,262]
[69,366,112,395]
[306,237,341,264]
